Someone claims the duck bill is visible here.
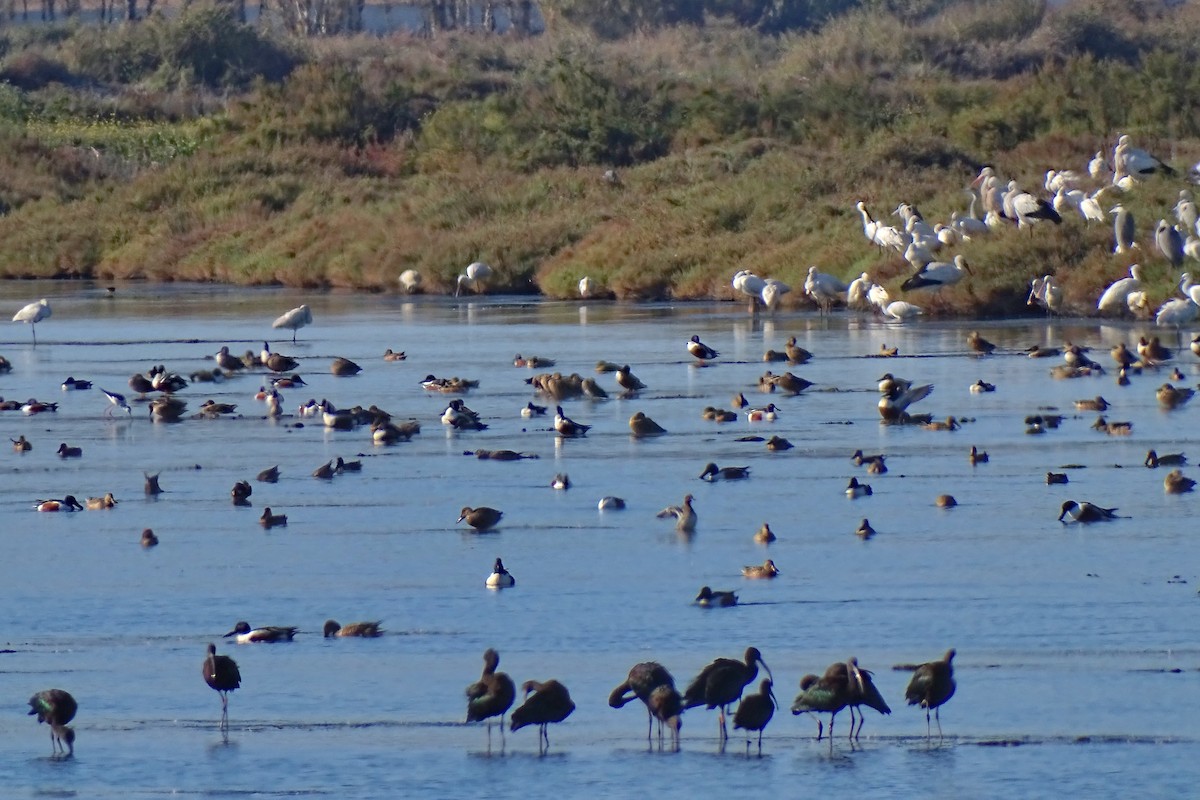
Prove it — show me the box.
[222,629,238,638]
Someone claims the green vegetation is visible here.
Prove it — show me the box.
[0,0,1199,314]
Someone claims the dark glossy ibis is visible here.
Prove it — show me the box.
[609,661,678,742]
[466,648,516,749]
[511,679,575,754]
[682,646,771,741]
[28,689,76,756]
[790,661,851,742]
[905,648,957,741]
[733,679,776,755]
[202,643,241,731]
[846,656,891,739]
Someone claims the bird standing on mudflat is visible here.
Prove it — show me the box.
[28,689,76,756]
[510,679,576,753]
[905,648,956,741]
[203,643,241,732]
[466,648,516,750]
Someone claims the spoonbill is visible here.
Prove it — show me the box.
[804,266,847,313]
[271,304,312,343]
[761,278,790,311]
[456,261,492,297]
[398,269,422,293]
[901,255,971,292]
[882,300,922,322]
[1097,264,1143,315]
[578,276,595,298]
[732,270,767,312]
[12,298,51,344]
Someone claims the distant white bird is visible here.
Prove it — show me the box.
[1028,275,1063,315]
[935,224,959,249]
[1127,290,1151,318]
[578,276,595,299]
[971,167,1006,219]
[1088,150,1112,182]
[1175,191,1198,232]
[12,298,51,344]
[456,261,493,297]
[867,283,891,312]
[950,209,989,240]
[272,304,312,343]
[398,269,422,294]
[854,201,880,247]
[904,240,935,270]
[1097,264,1144,315]
[732,269,768,312]
[1185,235,1200,263]
[846,273,874,311]
[901,255,971,292]
[761,279,790,312]
[804,266,847,313]
[1007,182,1062,230]
[1045,169,1082,193]
[882,301,923,322]
[873,223,910,252]
[1114,134,1173,180]
[1079,187,1109,224]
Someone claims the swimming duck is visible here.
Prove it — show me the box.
[922,416,960,431]
[486,558,516,588]
[879,344,898,357]
[56,443,82,458]
[615,365,647,395]
[35,496,84,512]
[700,463,750,482]
[695,586,737,607]
[312,460,336,480]
[60,377,92,391]
[1058,500,1120,523]
[330,357,361,377]
[850,449,885,468]
[190,369,225,383]
[742,559,780,579]
[595,360,622,373]
[383,349,407,361]
[12,435,31,452]
[763,349,788,363]
[458,506,503,532]
[772,372,814,395]
[256,465,280,483]
[598,496,626,511]
[968,445,989,465]
[856,518,876,538]
[969,379,996,393]
[1145,450,1187,468]
[687,335,720,362]
[140,528,159,547]
[866,459,888,474]
[225,621,297,643]
[745,403,779,422]
[521,402,548,418]
[551,474,570,490]
[144,472,162,495]
[702,407,738,422]
[1110,342,1137,368]
[784,336,812,364]
[554,406,591,437]
[657,494,697,533]
[261,343,299,373]
[514,354,555,369]
[845,477,873,499]
[324,620,383,637]
[150,396,188,422]
[629,411,667,437]
[1075,396,1111,412]
[1164,469,1197,494]
[1092,416,1132,435]
[1157,383,1195,409]
[967,331,996,355]
[1045,472,1069,485]
[231,481,252,506]
[270,374,306,388]
[731,392,749,409]
[442,399,486,430]
[22,399,58,415]
[754,523,776,543]
[936,494,957,508]
[334,457,362,473]
[259,508,288,528]
[85,493,117,509]
[198,400,238,418]
[1140,336,1173,364]
[215,346,246,372]
[765,435,794,451]
[1025,344,1061,358]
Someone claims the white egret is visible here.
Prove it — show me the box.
[272,304,312,343]
[12,298,51,345]
[456,261,493,297]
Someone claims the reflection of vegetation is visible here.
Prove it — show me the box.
[0,0,1198,311]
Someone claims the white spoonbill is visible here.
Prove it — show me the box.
[456,261,493,297]
[867,283,891,313]
[804,266,847,314]
[578,276,595,299]
[901,255,971,292]
[854,201,880,247]
[271,304,312,343]
[1174,191,1198,231]
[1028,275,1063,315]
[732,270,767,312]
[1096,264,1144,315]
[882,301,923,322]
[1155,273,1199,328]
[846,273,874,311]
[12,298,51,344]
[761,279,790,312]
[1079,187,1109,224]
[1088,150,1112,182]
[398,269,422,293]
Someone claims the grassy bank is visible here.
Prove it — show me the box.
[0,0,1198,315]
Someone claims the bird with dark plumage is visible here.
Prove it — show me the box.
[687,335,720,362]
[458,506,503,532]
[511,679,576,753]
[324,619,383,637]
[905,648,957,741]
[1058,500,1120,523]
[609,662,680,745]
[466,648,517,750]
[733,678,776,755]
[846,656,891,739]
[695,586,738,607]
[790,662,851,742]
[28,689,76,756]
[203,643,241,731]
[682,647,771,741]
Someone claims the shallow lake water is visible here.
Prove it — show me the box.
[1,281,1198,797]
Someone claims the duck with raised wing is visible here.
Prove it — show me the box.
[657,494,697,533]
[742,559,779,579]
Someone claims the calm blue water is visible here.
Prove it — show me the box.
[1,282,1197,797]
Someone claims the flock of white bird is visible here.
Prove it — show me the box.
[726,133,1200,326]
